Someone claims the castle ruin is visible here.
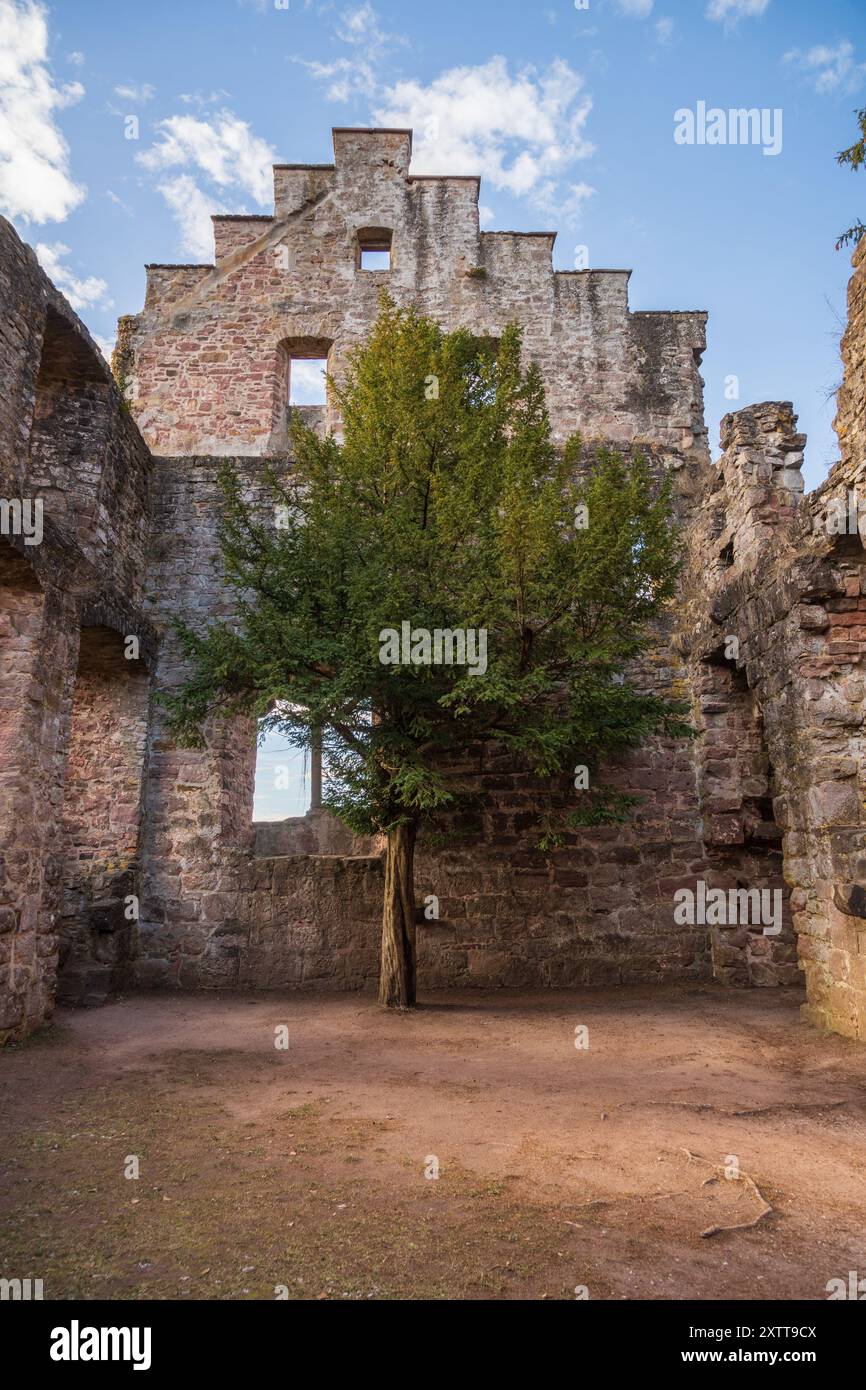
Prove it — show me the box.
[1,127,864,1043]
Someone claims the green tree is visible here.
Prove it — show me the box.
[836,106,866,251]
[164,298,687,1009]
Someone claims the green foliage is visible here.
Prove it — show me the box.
[836,108,866,250]
[163,294,689,840]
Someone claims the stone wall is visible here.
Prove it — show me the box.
[0,217,155,1041]
[835,238,866,475]
[134,449,717,995]
[117,127,722,998]
[688,383,866,1037]
[57,626,151,1005]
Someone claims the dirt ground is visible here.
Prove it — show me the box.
[1,982,865,1301]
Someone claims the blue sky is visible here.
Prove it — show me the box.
[2,0,865,814]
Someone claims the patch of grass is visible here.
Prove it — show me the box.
[0,1068,600,1301]
[2,1022,72,1053]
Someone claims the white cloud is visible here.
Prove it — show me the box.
[612,0,654,16]
[292,2,406,103]
[114,82,156,104]
[297,7,595,223]
[706,0,770,21]
[105,188,133,215]
[373,56,594,206]
[289,358,328,405]
[180,89,231,108]
[138,109,277,206]
[94,333,115,363]
[478,204,495,227]
[561,180,596,219]
[155,174,227,260]
[784,41,866,96]
[0,0,86,223]
[530,177,596,224]
[655,17,674,44]
[66,50,84,67]
[336,2,388,46]
[295,53,380,103]
[35,241,110,311]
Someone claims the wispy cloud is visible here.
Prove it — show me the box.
[35,241,110,310]
[114,82,156,104]
[93,332,115,363]
[784,41,866,97]
[554,180,597,223]
[295,6,596,225]
[292,2,407,103]
[0,0,86,223]
[612,0,654,16]
[706,0,770,22]
[105,188,133,216]
[153,174,228,261]
[179,89,231,109]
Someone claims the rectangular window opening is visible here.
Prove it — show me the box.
[253,722,311,821]
[360,247,391,271]
[288,358,328,407]
[357,229,393,272]
[253,706,324,823]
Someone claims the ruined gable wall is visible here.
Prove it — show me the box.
[122,128,720,997]
[121,130,708,464]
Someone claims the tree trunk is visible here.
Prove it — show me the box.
[379,820,418,1009]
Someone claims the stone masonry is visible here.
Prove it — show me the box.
[0,218,155,1040]
[0,127,863,1041]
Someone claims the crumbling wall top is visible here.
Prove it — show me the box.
[122,125,710,460]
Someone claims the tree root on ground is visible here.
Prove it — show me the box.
[681,1148,774,1238]
[616,1098,848,1118]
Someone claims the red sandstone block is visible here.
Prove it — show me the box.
[827,610,866,626]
